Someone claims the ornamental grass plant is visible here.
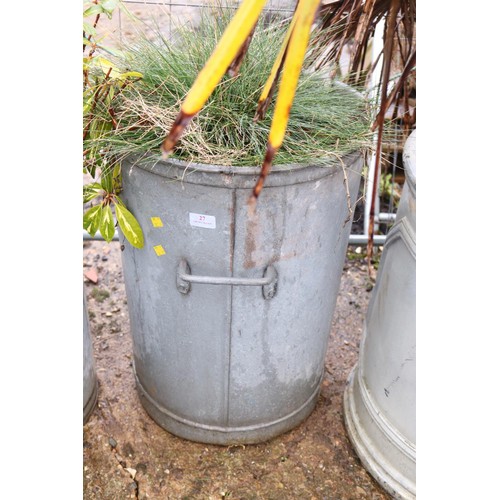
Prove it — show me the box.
[86,8,372,166]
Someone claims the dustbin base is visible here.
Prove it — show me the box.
[83,379,98,425]
[344,366,416,499]
[134,369,321,445]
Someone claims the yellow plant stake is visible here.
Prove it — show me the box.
[252,0,321,199]
[161,0,268,156]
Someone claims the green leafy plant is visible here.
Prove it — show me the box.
[90,287,110,303]
[83,0,145,248]
[379,172,402,211]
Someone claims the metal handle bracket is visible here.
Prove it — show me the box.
[177,259,278,299]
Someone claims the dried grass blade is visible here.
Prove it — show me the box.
[348,0,375,76]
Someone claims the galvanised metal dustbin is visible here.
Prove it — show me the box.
[84,291,98,424]
[120,152,363,444]
[344,129,416,499]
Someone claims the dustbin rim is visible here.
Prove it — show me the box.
[123,151,362,189]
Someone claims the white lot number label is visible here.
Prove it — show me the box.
[189,212,216,229]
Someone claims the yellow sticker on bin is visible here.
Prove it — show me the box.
[153,245,166,256]
[151,217,163,228]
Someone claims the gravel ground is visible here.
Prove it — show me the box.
[83,239,389,499]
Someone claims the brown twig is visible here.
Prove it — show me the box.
[366,0,400,274]
[83,0,101,54]
[83,67,113,141]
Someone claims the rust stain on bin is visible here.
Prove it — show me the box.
[244,201,260,269]
[228,194,236,273]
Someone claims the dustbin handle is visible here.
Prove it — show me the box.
[176,259,278,299]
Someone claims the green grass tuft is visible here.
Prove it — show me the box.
[91,287,110,303]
